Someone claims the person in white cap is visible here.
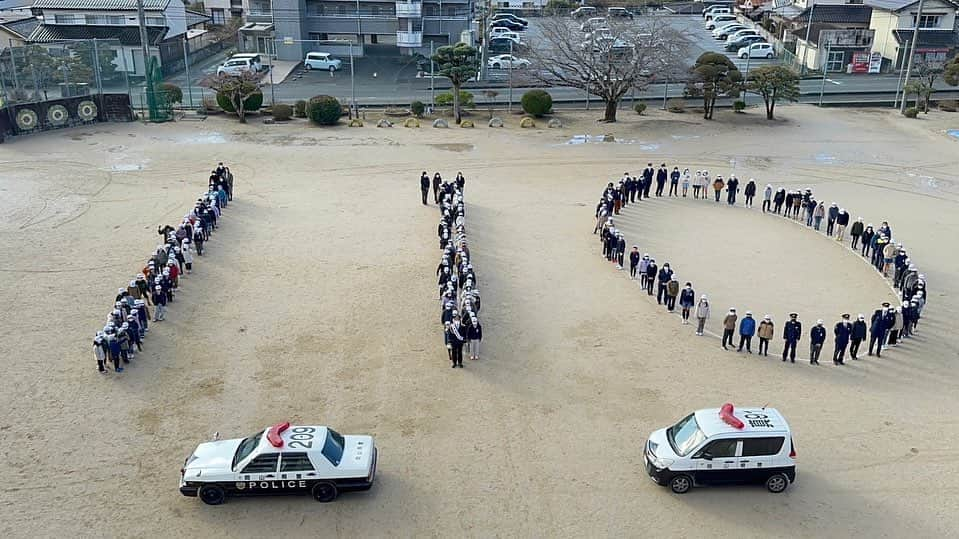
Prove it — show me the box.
[468,315,483,360]
[152,284,167,321]
[694,295,710,335]
[722,308,738,350]
[835,207,850,241]
[826,203,839,235]
[93,333,108,374]
[810,320,826,365]
[665,276,680,311]
[757,315,774,356]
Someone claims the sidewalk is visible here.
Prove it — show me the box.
[265,61,301,85]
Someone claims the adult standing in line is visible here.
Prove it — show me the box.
[665,276,680,312]
[681,168,691,197]
[679,282,696,325]
[782,312,801,363]
[813,200,825,231]
[695,295,710,336]
[712,175,725,203]
[737,311,756,353]
[432,172,443,204]
[657,262,673,305]
[744,179,756,208]
[721,308,738,350]
[860,223,875,257]
[639,254,650,288]
[850,217,864,249]
[699,170,710,201]
[882,238,897,277]
[645,258,658,296]
[726,175,739,206]
[835,207,850,241]
[669,166,681,197]
[693,171,704,199]
[833,314,852,365]
[810,320,826,365]
[850,313,867,359]
[757,315,774,356]
[629,246,640,280]
[642,163,654,199]
[826,203,839,235]
[762,184,773,213]
[446,314,466,368]
[420,172,431,205]
[868,307,886,357]
[655,164,668,197]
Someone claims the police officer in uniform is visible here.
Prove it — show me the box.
[782,312,801,363]
[833,314,852,364]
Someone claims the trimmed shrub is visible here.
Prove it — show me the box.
[633,103,647,115]
[294,99,307,118]
[903,107,919,118]
[159,82,183,105]
[272,103,293,121]
[521,89,553,117]
[667,98,686,113]
[435,90,474,108]
[308,95,342,125]
[733,100,746,112]
[411,100,426,117]
[216,90,263,113]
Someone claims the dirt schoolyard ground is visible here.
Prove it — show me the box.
[1,105,958,538]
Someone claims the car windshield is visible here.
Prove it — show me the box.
[232,430,263,470]
[321,428,345,466]
[667,413,707,457]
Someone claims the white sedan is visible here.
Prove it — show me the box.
[488,54,530,70]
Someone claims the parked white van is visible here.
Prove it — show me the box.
[644,403,796,494]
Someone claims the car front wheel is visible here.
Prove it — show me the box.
[312,481,338,502]
[669,474,693,494]
[766,53,774,59]
[739,53,747,59]
[329,65,336,73]
[766,473,789,493]
[305,63,312,70]
[199,485,226,505]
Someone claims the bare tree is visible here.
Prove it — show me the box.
[525,16,686,122]
[202,71,262,123]
[905,60,944,113]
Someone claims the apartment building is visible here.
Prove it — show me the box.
[238,0,474,60]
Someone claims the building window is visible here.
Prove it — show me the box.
[146,16,165,25]
[53,14,80,24]
[912,14,941,28]
[826,49,845,72]
[211,8,225,24]
[108,15,125,24]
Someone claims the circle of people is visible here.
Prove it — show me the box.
[424,171,483,369]
[91,164,234,374]
[593,163,929,366]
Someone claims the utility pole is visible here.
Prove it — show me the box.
[430,40,435,109]
[899,0,925,113]
[136,0,151,77]
[182,37,194,107]
[743,45,752,106]
[349,41,356,118]
[800,2,816,76]
[819,41,831,106]
[507,38,513,113]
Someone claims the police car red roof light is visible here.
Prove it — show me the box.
[266,422,290,448]
[719,403,745,429]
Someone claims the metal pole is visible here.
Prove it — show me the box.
[182,37,194,107]
[819,42,830,106]
[507,38,513,113]
[349,41,356,118]
[663,74,668,110]
[136,0,151,76]
[743,46,752,106]
[356,0,362,39]
[92,39,104,96]
[267,41,275,105]
[430,41,435,108]
[479,2,489,81]
[894,41,909,108]
[800,2,815,76]
[899,0,925,113]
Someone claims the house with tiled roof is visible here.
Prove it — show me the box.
[0,9,39,47]
[866,0,959,70]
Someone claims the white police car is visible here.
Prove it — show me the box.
[179,422,377,505]
[645,404,796,494]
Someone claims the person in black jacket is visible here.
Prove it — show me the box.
[850,313,867,359]
[446,315,466,368]
[850,217,864,249]
[616,233,627,270]
[860,224,875,257]
[868,307,887,357]
[835,208,850,241]
[774,188,786,214]
[726,175,739,206]
[655,164,668,197]
[629,246,640,279]
[645,259,658,296]
[782,313,801,363]
[743,179,756,208]
[679,282,696,324]
[669,167,681,196]
[810,320,826,365]
[833,314,852,364]
[420,172,431,205]
[468,315,483,360]
[826,203,839,235]
[656,263,673,304]
[432,172,443,203]
[642,163,654,198]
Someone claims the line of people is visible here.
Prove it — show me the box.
[593,169,929,366]
[91,164,233,374]
[432,172,483,369]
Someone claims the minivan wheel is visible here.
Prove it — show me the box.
[329,65,336,73]
[199,485,226,505]
[766,473,789,493]
[305,63,312,71]
[312,481,338,502]
[669,474,693,494]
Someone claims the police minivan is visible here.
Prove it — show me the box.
[644,403,796,494]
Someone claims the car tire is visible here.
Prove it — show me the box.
[199,485,227,505]
[492,63,501,69]
[305,63,312,71]
[739,53,747,59]
[312,481,338,502]
[766,53,774,59]
[766,473,789,493]
[329,65,336,73]
[669,474,693,494]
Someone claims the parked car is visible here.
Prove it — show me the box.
[581,17,608,32]
[490,19,526,31]
[303,52,342,72]
[725,34,765,51]
[703,4,730,17]
[703,6,731,20]
[712,23,747,38]
[488,54,530,69]
[739,42,775,59]
[607,7,634,19]
[217,57,258,76]
[726,28,760,43]
[230,53,264,71]
[488,37,526,53]
[491,13,528,26]
[705,15,737,30]
[570,6,598,18]
[492,31,522,44]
